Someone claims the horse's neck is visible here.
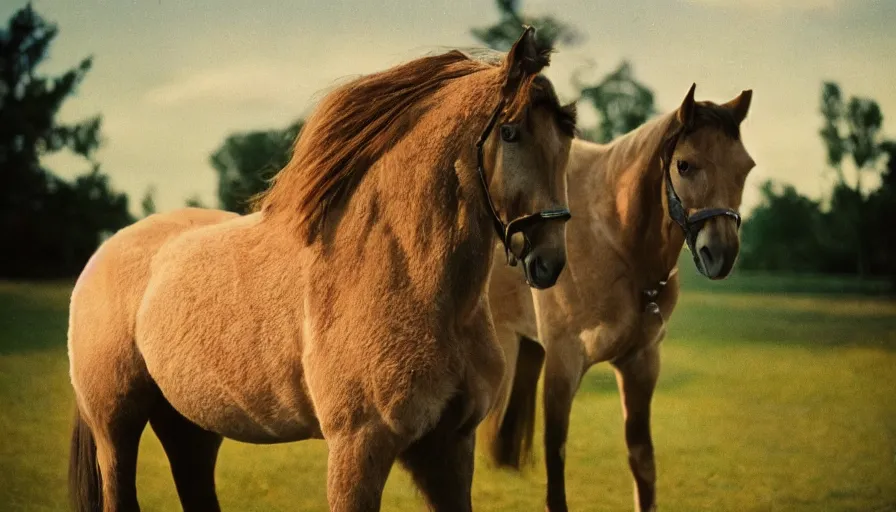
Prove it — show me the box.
[319,133,496,320]
[572,112,685,286]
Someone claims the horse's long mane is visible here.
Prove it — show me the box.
[254,47,557,240]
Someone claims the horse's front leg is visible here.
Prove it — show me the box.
[612,343,660,512]
[399,401,477,512]
[325,422,400,512]
[542,333,586,512]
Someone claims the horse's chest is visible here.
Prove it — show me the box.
[358,325,504,441]
[578,304,667,364]
[461,332,506,419]
[415,336,505,439]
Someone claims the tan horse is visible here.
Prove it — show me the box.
[67,28,578,512]
[480,84,755,512]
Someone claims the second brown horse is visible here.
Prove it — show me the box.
[482,84,756,512]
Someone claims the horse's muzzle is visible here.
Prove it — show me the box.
[523,251,566,289]
[694,230,739,279]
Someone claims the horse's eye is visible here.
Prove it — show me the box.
[500,124,520,143]
[677,160,690,175]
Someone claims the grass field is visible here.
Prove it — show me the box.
[1,268,895,511]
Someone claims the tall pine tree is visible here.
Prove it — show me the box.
[0,4,132,277]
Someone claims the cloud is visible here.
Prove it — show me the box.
[143,62,311,109]
[685,0,846,12]
[141,44,422,111]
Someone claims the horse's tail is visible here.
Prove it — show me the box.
[483,336,545,469]
[69,409,103,512]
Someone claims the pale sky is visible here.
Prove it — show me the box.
[6,0,896,215]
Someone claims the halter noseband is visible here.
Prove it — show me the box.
[660,125,742,276]
[476,99,572,267]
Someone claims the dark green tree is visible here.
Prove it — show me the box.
[575,61,656,143]
[866,141,896,285]
[739,181,827,273]
[470,0,582,51]
[823,183,866,274]
[0,4,132,277]
[185,194,205,208]
[741,82,893,286]
[818,82,886,276]
[819,82,847,184]
[210,120,303,214]
[141,186,157,217]
[822,82,884,194]
[845,96,883,194]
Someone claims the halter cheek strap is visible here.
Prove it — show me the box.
[476,100,572,267]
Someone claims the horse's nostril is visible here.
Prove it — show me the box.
[699,247,713,266]
[536,257,549,275]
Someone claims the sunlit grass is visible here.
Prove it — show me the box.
[1,279,894,511]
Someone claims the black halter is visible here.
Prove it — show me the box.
[660,127,742,276]
[476,99,572,267]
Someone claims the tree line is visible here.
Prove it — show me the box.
[2,2,894,289]
[740,84,895,284]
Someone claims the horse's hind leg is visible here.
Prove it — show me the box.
[399,398,476,512]
[71,350,157,512]
[90,417,147,512]
[75,380,156,512]
[149,401,223,512]
[483,332,544,468]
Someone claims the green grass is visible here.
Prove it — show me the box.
[1,278,895,511]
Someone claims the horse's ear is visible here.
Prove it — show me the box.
[677,83,697,127]
[723,89,753,123]
[503,26,550,95]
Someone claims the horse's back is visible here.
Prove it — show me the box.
[68,208,238,412]
[69,207,239,343]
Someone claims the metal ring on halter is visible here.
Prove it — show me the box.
[475,99,572,267]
